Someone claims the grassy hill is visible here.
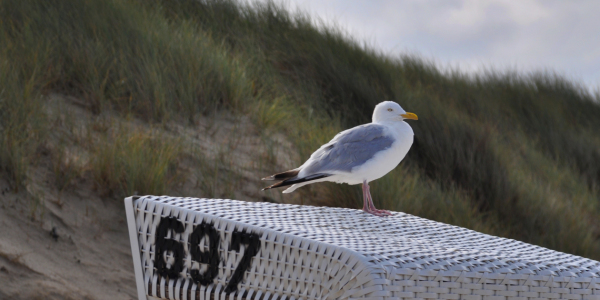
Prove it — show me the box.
[2,0,600,263]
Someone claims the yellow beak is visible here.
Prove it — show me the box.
[401,112,418,120]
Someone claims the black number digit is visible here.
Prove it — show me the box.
[153,218,261,292]
[154,216,185,279]
[224,231,261,293]
[189,222,221,285]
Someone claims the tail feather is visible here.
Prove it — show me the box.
[261,173,330,191]
[261,169,300,181]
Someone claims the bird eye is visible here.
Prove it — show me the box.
[387,108,393,112]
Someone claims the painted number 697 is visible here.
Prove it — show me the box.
[153,216,261,293]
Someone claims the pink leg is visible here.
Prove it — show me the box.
[362,182,369,211]
[362,180,391,217]
[365,181,392,216]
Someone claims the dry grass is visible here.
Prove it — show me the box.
[1,0,600,260]
[90,127,181,197]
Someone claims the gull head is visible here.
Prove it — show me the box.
[372,101,418,123]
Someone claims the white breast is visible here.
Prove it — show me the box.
[335,122,414,185]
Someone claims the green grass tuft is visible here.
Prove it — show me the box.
[1,0,600,260]
[0,61,47,191]
[91,127,181,197]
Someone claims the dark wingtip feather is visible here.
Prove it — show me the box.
[261,169,300,181]
[261,173,331,191]
[261,181,286,191]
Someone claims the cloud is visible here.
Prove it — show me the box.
[261,0,600,91]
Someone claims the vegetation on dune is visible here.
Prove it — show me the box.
[1,0,600,259]
[90,127,181,197]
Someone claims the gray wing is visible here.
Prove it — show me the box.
[302,123,394,175]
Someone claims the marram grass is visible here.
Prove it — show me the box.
[1,0,600,260]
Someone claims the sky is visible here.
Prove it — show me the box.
[260,0,600,93]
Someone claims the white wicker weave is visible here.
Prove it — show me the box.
[124,196,600,300]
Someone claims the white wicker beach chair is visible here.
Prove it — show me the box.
[125,196,600,300]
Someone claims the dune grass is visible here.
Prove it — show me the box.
[0,60,47,191]
[0,0,253,121]
[90,126,181,197]
[1,0,600,259]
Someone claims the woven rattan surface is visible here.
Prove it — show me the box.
[127,196,600,300]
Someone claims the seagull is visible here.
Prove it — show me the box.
[262,101,417,217]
